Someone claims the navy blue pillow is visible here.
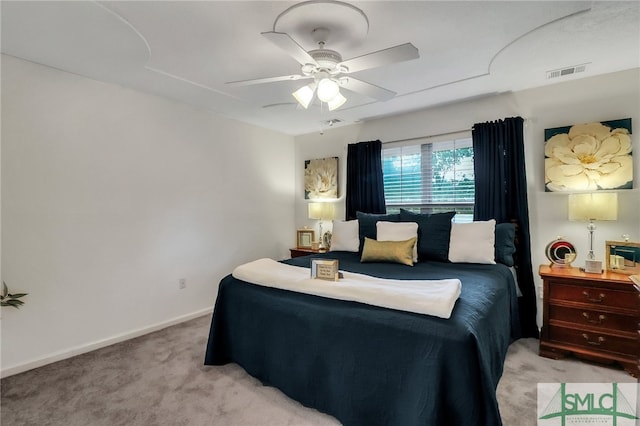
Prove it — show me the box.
[356,211,401,252]
[495,223,516,266]
[399,209,455,262]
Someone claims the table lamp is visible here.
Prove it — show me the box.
[308,202,335,249]
[568,192,618,273]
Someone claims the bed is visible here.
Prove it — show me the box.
[205,242,520,425]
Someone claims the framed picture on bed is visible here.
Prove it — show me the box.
[297,229,315,249]
[311,259,339,281]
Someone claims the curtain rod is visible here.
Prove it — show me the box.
[382,128,471,144]
[381,118,530,144]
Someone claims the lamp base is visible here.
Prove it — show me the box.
[583,259,603,274]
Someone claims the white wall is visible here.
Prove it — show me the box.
[1,55,295,376]
[3,55,637,375]
[295,68,640,328]
[294,124,363,232]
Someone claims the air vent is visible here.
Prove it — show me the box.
[546,64,588,80]
[323,119,342,127]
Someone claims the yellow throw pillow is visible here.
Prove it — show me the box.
[360,237,416,266]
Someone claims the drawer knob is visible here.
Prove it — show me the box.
[582,312,606,325]
[581,333,605,346]
[582,291,605,303]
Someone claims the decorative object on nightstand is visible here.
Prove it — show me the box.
[322,230,332,250]
[545,237,577,267]
[296,228,315,249]
[605,240,640,275]
[568,192,618,273]
[538,265,639,377]
[308,202,335,250]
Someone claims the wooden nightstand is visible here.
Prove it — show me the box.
[289,248,326,258]
[636,282,640,375]
[539,265,639,377]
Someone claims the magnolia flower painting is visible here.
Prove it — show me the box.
[544,118,633,192]
[304,157,338,199]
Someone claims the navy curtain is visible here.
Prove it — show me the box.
[472,117,538,338]
[346,140,386,220]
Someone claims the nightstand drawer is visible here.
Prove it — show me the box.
[548,282,636,310]
[548,325,637,356]
[548,305,637,334]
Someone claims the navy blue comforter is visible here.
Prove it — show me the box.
[205,252,519,426]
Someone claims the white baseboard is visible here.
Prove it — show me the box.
[1,307,213,378]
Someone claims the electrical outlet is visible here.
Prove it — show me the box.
[538,284,544,299]
[179,278,186,289]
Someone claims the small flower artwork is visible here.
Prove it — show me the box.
[544,118,633,192]
[304,157,338,199]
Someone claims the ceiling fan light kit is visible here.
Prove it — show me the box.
[227,1,419,113]
[292,83,315,109]
[291,77,345,111]
[326,92,346,111]
[316,78,339,102]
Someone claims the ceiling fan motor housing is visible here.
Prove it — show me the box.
[308,49,346,74]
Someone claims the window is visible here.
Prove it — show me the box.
[382,134,474,222]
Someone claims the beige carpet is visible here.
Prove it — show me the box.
[1,314,635,425]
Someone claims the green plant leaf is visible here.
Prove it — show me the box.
[8,293,27,298]
[1,283,27,308]
[6,300,23,308]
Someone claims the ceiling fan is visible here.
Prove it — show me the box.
[227,27,419,111]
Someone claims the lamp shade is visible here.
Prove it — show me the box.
[327,92,347,111]
[292,84,314,109]
[568,193,618,221]
[308,202,336,220]
[292,79,347,111]
[317,78,340,102]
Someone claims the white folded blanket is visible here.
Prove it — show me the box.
[232,258,461,319]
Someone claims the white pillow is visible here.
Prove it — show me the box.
[376,221,418,262]
[329,220,359,252]
[448,219,496,264]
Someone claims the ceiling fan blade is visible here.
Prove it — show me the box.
[339,43,419,73]
[341,77,396,101]
[226,74,311,87]
[261,31,318,66]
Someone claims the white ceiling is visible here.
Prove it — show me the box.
[2,1,639,136]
